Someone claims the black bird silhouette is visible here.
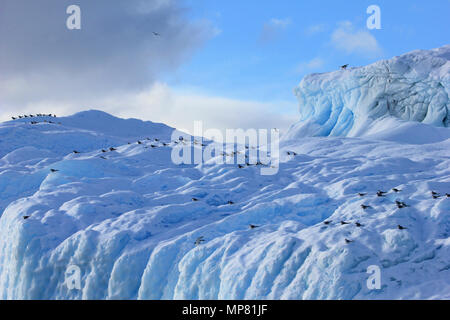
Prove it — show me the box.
[324,221,332,225]
[392,188,401,193]
[192,198,199,202]
[345,238,354,244]
[109,147,117,151]
[446,193,450,198]
[432,194,441,199]
[377,190,387,197]
[151,145,157,148]
[194,236,205,246]
[431,191,439,196]
[341,64,349,70]
[358,193,367,197]
[50,169,59,173]
[153,32,161,36]
[23,216,30,220]
[355,222,364,227]
[12,117,16,120]
[398,225,407,230]
[238,165,245,169]
[361,204,372,210]
[137,141,142,144]
[100,156,107,160]
[102,149,108,153]
[249,224,259,229]
[73,150,80,154]
[341,221,350,225]
[18,116,23,119]
[228,201,235,205]
[395,201,409,209]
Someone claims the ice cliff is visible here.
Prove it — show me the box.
[286,45,450,139]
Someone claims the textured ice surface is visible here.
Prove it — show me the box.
[287,45,450,139]
[0,109,449,300]
[0,47,449,300]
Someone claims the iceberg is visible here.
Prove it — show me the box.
[286,45,450,140]
[0,47,449,300]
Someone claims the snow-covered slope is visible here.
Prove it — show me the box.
[0,109,449,300]
[288,45,450,138]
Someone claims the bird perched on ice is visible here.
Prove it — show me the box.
[194,236,205,246]
[249,224,259,229]
[361,204,372,210]
[395,201,409,209]
[340,64,349,70]
[392,188,402,193]
[398,225,407,230]
[50,169,59,173]
[377,190,387,197]
[345,238,354,244]
[358,193,367,197]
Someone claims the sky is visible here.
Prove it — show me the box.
[0,0,449,133]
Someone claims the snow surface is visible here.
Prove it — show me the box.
[0,47,449,300]
[288,45,450,138]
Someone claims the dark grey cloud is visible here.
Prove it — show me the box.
[0,0,213,107]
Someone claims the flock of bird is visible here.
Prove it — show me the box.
[11,114,56,120]
[13,116,448,248]
[323,188,449,244]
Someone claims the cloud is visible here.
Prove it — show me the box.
[260,17,291,43]
[0,83,298,135]
[330,21,382,57]
[0,0,215,109]
[295,57,325,74]
[305,24,327,36]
